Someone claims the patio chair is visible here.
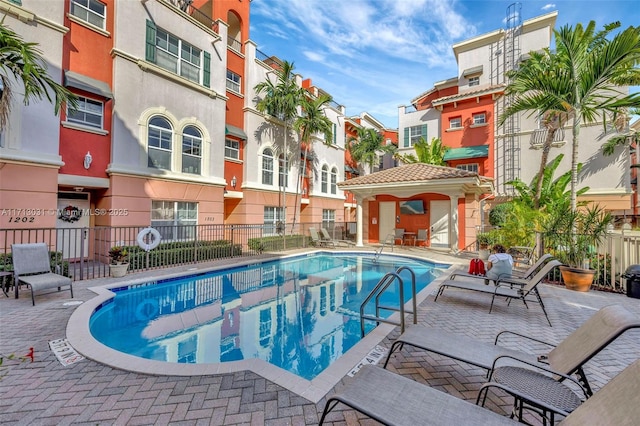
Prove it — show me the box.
[414,228,428,247]
[393,228,405,246]
[434,260,562,326]
[11,243,73,305]
[320,228,354,247]
[382,304,640,404]
[318,359,640,426]
[448,253,553,282]
[309,227,334,247]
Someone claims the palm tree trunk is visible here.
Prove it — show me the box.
[570,113,582,213]
[533,128,558,209]
[291,146,309,234]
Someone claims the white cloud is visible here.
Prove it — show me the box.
[542,4,557,11]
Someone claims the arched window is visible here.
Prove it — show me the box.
[278,154,288,188]
[321,165,328,193]
[182,125,202,174]
[330,167,337,194]
[262,148,274,185]
[148,116,172,170]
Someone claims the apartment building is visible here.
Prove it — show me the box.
[0,0,362,251]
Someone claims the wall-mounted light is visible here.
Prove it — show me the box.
[83,151,92,169]
[231,176,237,189]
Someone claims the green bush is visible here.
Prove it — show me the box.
[248,234,306,252]
[489,202,514,227]
[125,239,242,271]
[0,250,69,288]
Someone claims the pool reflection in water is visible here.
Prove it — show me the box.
[90,253,446,380]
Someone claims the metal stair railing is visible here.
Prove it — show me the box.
[359,266,418,337]
[374,233,396,262]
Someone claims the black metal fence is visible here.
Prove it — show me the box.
[0,222,357,282]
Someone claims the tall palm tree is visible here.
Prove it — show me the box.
[501,21,640,212]
[395,137,449,166]
[291,93,334,230]
[0,22,77,130]
[348,127,396,174]
[254,61,305,236]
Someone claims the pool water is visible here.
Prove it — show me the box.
[90,253,446,380]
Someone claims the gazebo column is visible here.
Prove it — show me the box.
[450,194,460,252]
[356,201,364,247]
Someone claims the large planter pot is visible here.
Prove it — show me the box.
[478,248,490,261]
[559,265,595,292]
[109,263,129,278]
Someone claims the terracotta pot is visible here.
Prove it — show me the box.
[559,265,595,292]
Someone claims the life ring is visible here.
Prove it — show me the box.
[137,227,161,251]
[135,299,159,321]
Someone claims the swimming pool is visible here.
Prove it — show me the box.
[88,252,447,381]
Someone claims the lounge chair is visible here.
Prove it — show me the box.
[435,260,562,326]
[319,359,640,426]
[383,304,640,400]
[393,228,405,246]
[449,253,553,282]
[11,243,73,305]
[309,227,334,247]
[320,228,354,247]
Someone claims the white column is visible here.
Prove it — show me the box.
[356,201,364,247]
[450,194,460,252]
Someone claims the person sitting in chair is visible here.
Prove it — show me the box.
[485,244,513,284]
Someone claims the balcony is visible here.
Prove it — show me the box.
[529,127,566,148]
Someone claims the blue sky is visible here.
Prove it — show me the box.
[250,0,640,129]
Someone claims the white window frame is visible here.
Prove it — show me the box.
[322,209,335,230]
[449,117,462,129]
[225,138,240,160]
[321,165,329,193]
[262,148,274,185]
[67,96,104,129]
[148,116,173,170]
[330,167,337,194]
[226,69,241,93]
[278,154,289,188]
[468,76,480,86]
[456,163,479,173]
[473,113,486,125]
[155,28,202,84]
[70,0,106,30]
[263,206,284,236]
[151,200,198,241]
[181,125,202,175]
[409,125,425,147]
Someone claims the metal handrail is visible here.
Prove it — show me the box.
[359,266,418,337]
[374,234,395,262]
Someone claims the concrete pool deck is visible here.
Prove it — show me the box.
[1,246,639,425]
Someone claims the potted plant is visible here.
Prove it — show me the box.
[108,246,129,278]
[542,204,612,291]
[476,232,492,260]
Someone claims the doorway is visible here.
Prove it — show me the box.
[56,194,90,260]
[378,201,396,244]
[430,200,450,248]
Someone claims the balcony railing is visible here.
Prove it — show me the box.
[227,36,242,53]
[530,127,566,147]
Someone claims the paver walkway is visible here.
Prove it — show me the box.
[1,248,639,425]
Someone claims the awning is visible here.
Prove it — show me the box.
[64,70,113,99]
[443,145,489,161]
[462,65,483,77]
[225,124,247,140]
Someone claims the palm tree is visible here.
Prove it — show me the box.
[500,21,640,212]
[0,22,77,130]
[395,137,449,166]
[254,61,305,236]
[348,127,396,174]
[291,93,334,230]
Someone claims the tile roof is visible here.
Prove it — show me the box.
[432,84,505,106]
[338,163,477,187]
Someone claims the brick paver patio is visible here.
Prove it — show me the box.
[1,248,639,425]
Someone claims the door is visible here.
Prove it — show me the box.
[378,201,396,244]
[56,197,90,260]
[430,200,450,248]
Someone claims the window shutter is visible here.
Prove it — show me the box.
[203,51,211,88]
[421,124,427,139]
[403,128,409,147]
[333,123,337,144]
[145,20,156,63]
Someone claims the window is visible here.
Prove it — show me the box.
[258,308,272,347]
[321,165,328,193]
[263,206,284,236]
[148,116,172,170]
[322,209,335,230]
[449,117,462,129]
[473,113,486,125]
[226,70,241,93]
[320,286,327,316]
[278,154,288,188]
[70,0,106,30]
[177,335,197,363]
[404,125,427,147]
[261,148,274,185]
[468,76,480,86]
[145,20,210,87]
[456,163,479,173]
[181,125,201,174]
[67,96,103,129]
[151,200,198,241]
[330,167,337,194]
[332,123,337,145]
[225,138,239,160]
